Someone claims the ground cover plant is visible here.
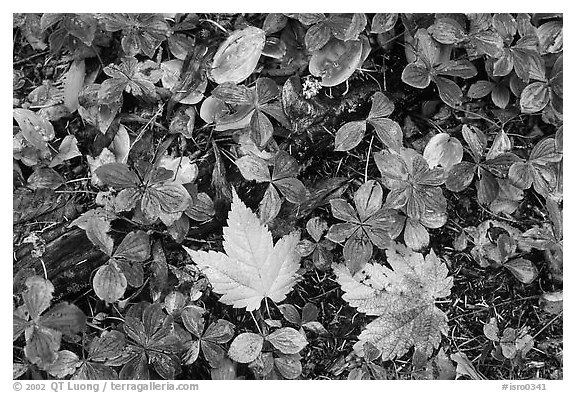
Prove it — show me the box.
[13,13,562,380]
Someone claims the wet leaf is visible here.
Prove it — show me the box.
[228,332,264,363]
[334,121,366,151]
[266,327,308,354]
[210,26,266,84]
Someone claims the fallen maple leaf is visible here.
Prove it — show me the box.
[184,190,301,311]
[334,243,453,361]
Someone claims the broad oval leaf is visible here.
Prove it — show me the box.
[228,332,264,363]
[429,18,466,44]
[236,155,271,183]
[467,80,494,99]
[334,120,367,151]
[210,26,266,84]
[305,22,331,52]
[259,184,282,224]
[371,13,398,34]
[354,180,383,222]
[93,263,127,303]
[39,302,86,336]
[504,258,538,284]
[274,354,303,379]
[435,76,463,108]
[23,276,54,320]
[309,37,363,87]
[95,163,140,189]
[369,118,403,153]
[113,231,150,262]
[266,327,308,354]
[273,178,308,204]
[401,63,431,89]
[520,82,549,113]
[423,133,463,170]
[446,162,476,192]
[13,108,55,151]
[27,167,65,190]
[368,92,395,119]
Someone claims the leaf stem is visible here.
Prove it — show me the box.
[250,311,263,335]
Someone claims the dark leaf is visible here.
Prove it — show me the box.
[504,258,538,284]
[114,231,150,262]
[236,155,271,183]
[259,184,282,223]
[274,178,308,204]
[435,76,463,108]
[446,162,476,192]
[468,80,494,99]
[401,63,431,89]
[371,13,398,34]
[95,163,140,189]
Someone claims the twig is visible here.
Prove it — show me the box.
[13,50,49,66]
[533,311,563,339]
[448,295,539,322]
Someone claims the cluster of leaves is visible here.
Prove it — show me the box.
[13,12,562,380]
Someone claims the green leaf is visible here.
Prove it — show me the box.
[23,276,54,320]
[435,76,463,108]
[468,81,494,99]
[228,332,264,363]
[368,92,395,119]
[203,319,235,344]
[24,325,61,367]
[369,118,403,153]
[429,18,466,44]
[13,108,55,152]
[520,82,549,113]
[334,120,367,151]
[259,184,282,223]
[371,13,398,34]
[334,245,453,361]
[305,22,331,52]
[446,162,477,192]
[236,155,272,183]
[210,26,266,84]
[309,37,363,87]
[401,63,431,89]
[274,354,303,379]
[93,262,127,303]
[39,302,86,336]
[504,258,538,284]
[274,178,308,204]
[266,327,308,354]
[278,304,302,325]
[44,350,80,378]
[423,133,463,170]
[27,167,65,190]
[95,163,140,189]
[113,231,150,262]
[89,330,126,361]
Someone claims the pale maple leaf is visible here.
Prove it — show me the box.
[334,243,453,361]
[184,190,301,311]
